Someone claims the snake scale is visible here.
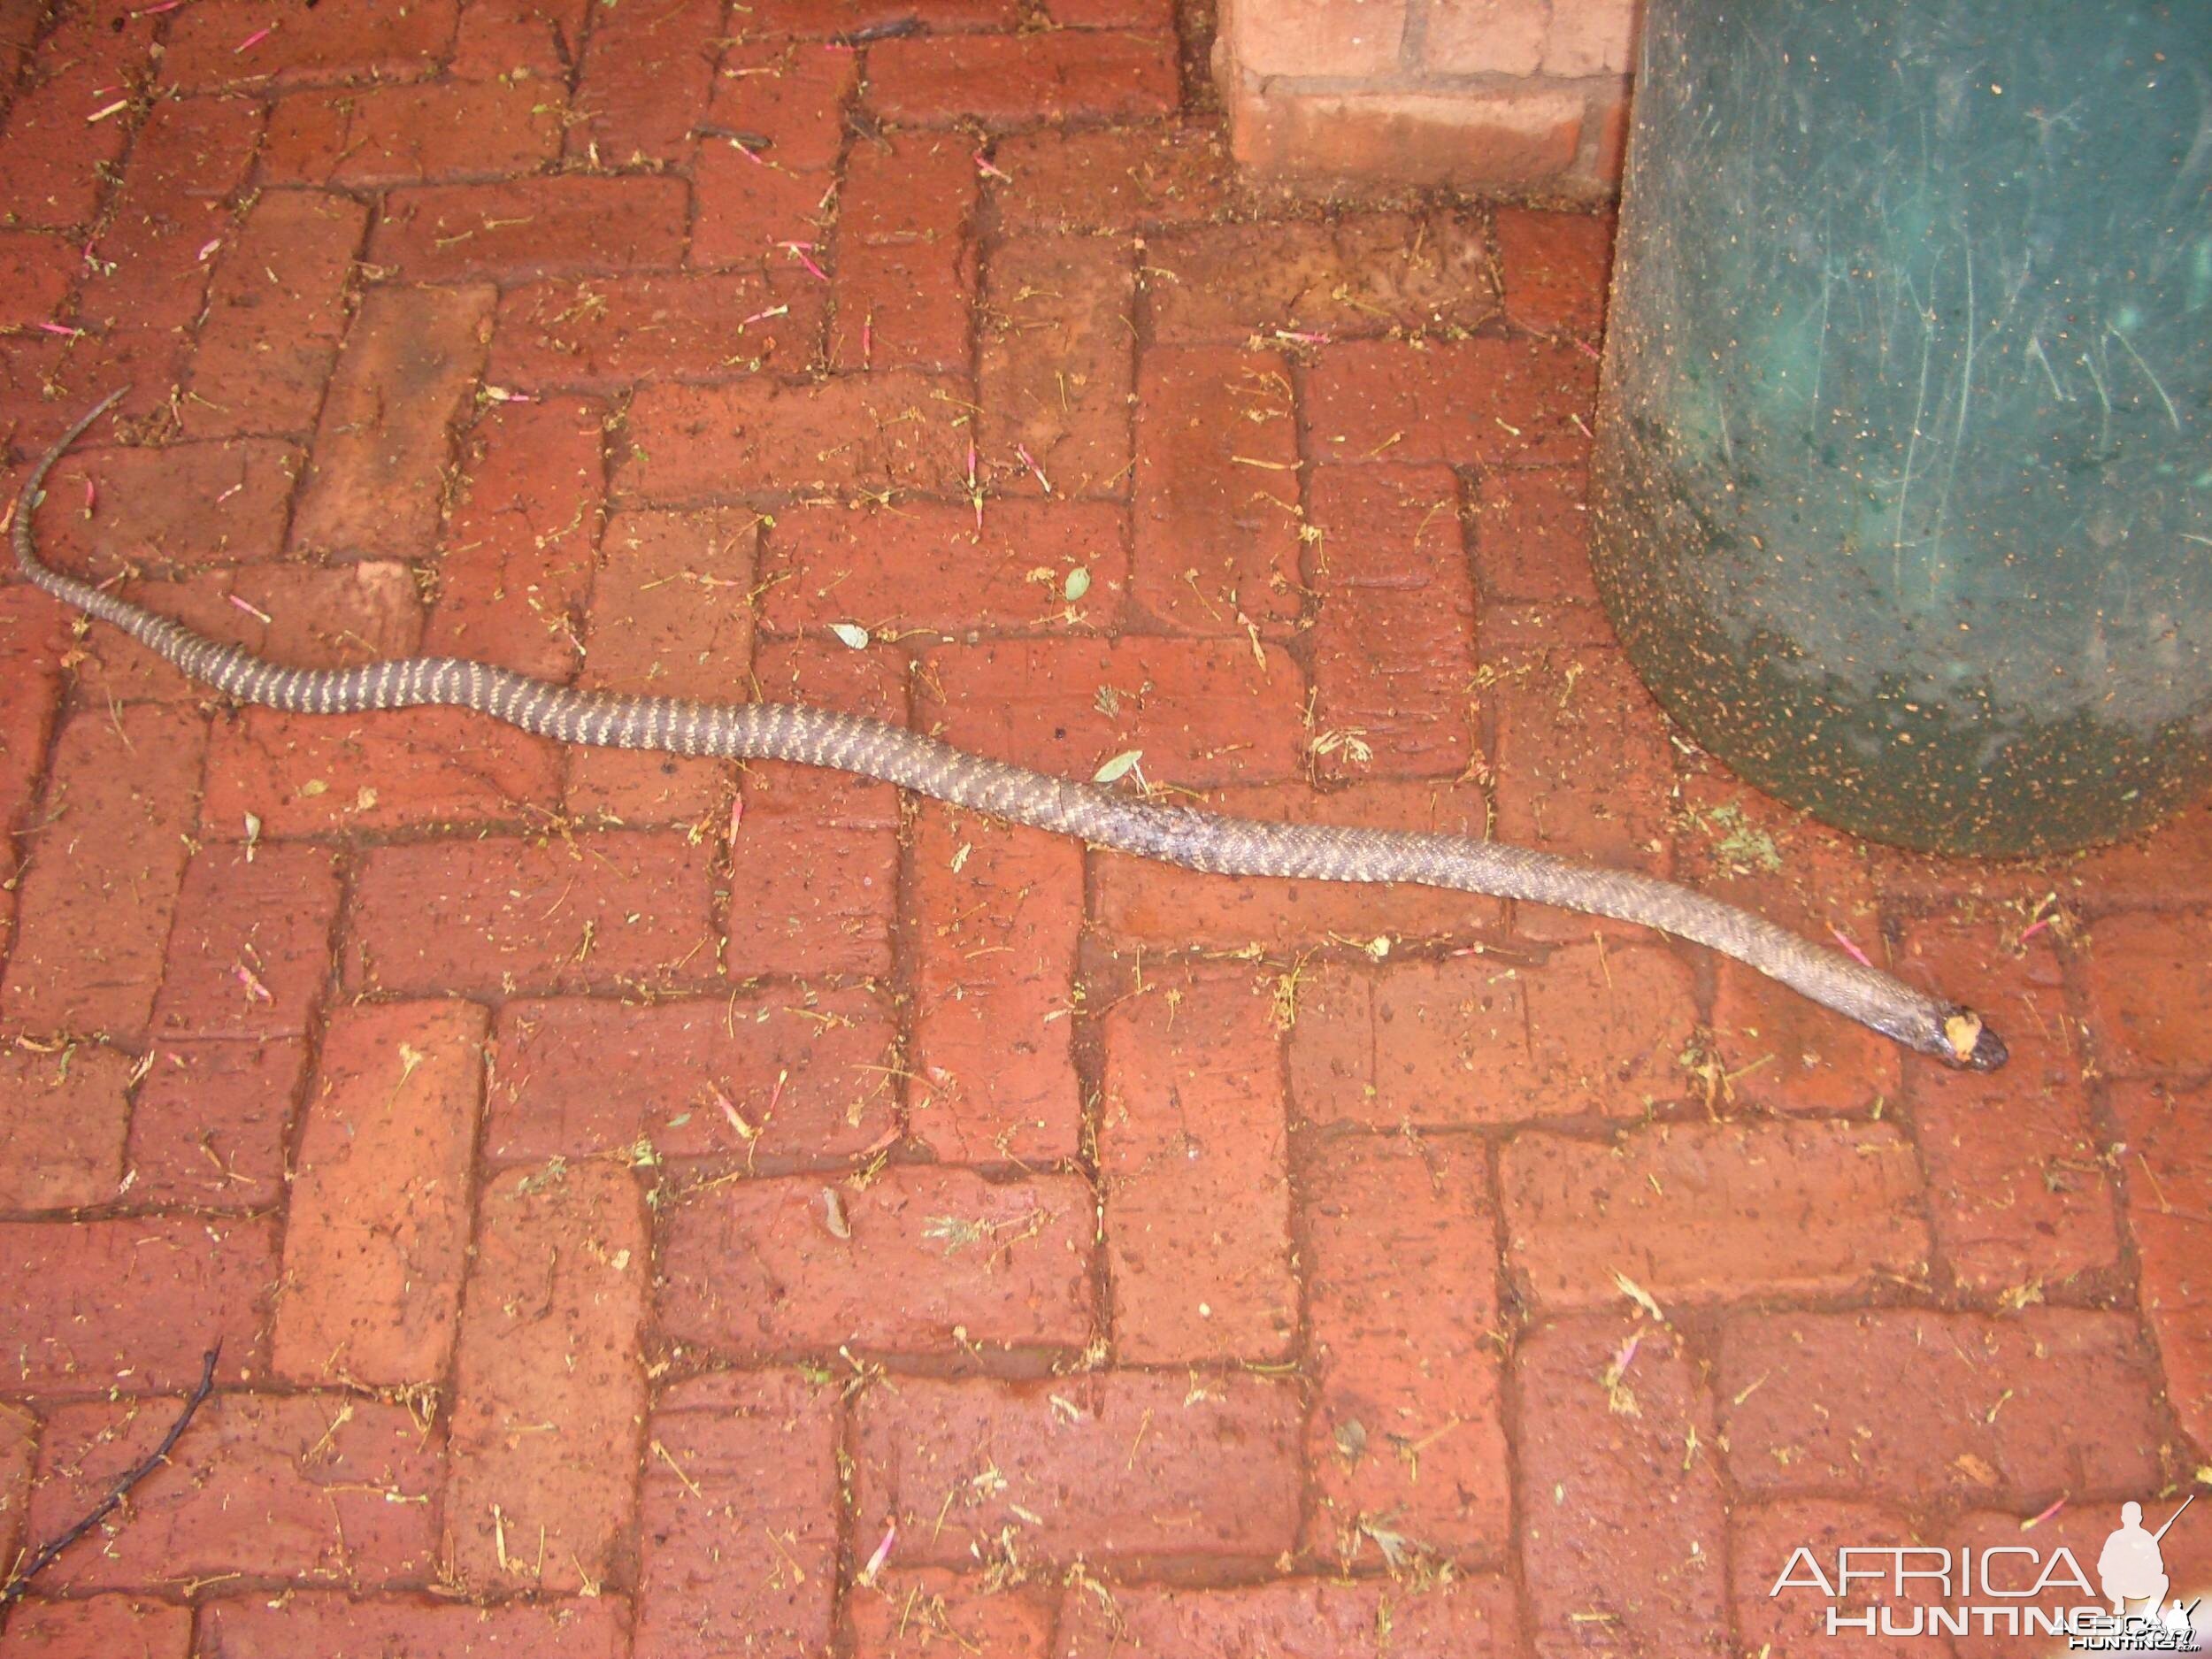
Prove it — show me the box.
[14,390,2006,1071]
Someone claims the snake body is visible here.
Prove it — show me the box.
[13,391,2006,1071]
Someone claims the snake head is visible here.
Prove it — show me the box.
[1941,1009,2008,1072]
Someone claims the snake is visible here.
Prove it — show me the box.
[12,390,2007,1071]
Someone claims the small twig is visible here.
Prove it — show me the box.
[0,1344,221,1605]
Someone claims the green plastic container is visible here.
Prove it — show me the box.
[1592,0,2212,856]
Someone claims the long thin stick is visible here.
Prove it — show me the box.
[0,1343,221,1605]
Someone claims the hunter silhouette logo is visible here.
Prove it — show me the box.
[2099,1497,2185,1617]
[1767,1490,2200,1649]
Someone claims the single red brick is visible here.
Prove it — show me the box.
[29,1392,440,1587]
[619,373,969,500]
[200,1594,628,1658]
[273,1001,488,1386]
[841,130,979,244]
[1310,336,1597,466]
[487,987,898,1164]
[0,7,154,229]
[687,42,856,268]
[265,79,563,188]
[1894,910,2118,1294]
[921,638,1306,786]
[1486,642,1676,918]
[689,139,840,269]
[1470,464,1600,604]
[161,0,458,88]
[80,97,266,333]
[346,833,721,999]
[1289,940,1697,1126]
[1095,775,1504,949]
[1131,347,1301,636]
[565,506,756,823]
[1732,1499,1948,1659]
[852,1372,1302,1565]
[828,236,977,373]
[1540,0,1635,73]
[445,1159,649,1593]
[202,706,565,839]
[910,806,1084,1164]
[1100,969,1294,1362]
[1229,0,1409,74]
[979,234,1135,498]
[1502,1119,1930,1310]
[0,1043,133,1210]
[1517,1317,1730,1659]
[2078,908,2212,1075]
[1226,82,1585,193]
[1057,1576,1520,1658]
[0,1214,275,1392]
[427,393,603,680]
[0,229,73,329]
[1920,1069,2117,1294]
[1678,771,1898,1115]
[709,39,856,172]
[744,0,1017,28]
[852,1574,1055,1658]
[1718,1310,2163,1504]
[1,703,207,1041]
[454,0,592,77]
[726,767,901,979]
[1493,204,1616,336]
[125,1037,309,1210]
[2110,1078,2212,1452]
[767,499,1123,637]
[1309,464,1476,777]
[659,1166,1095,1356]
[867,31,1178,124]
[0,1595,192,1657]
[372,174,688,282]
[635,1371,838,1659]
[567,0,720,165]
[1302,1131,1509,1563]
[151,841,339,1041]
[490,271,823,391]
[1150,215,1495,347]
[292,283,495,561]
[30,438,302,576]
[184,190,370,439]
[994,122,1233,233]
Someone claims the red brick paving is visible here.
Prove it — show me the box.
[0,5,2203,1653]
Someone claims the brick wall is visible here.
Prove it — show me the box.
[1215,0,1638,196]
